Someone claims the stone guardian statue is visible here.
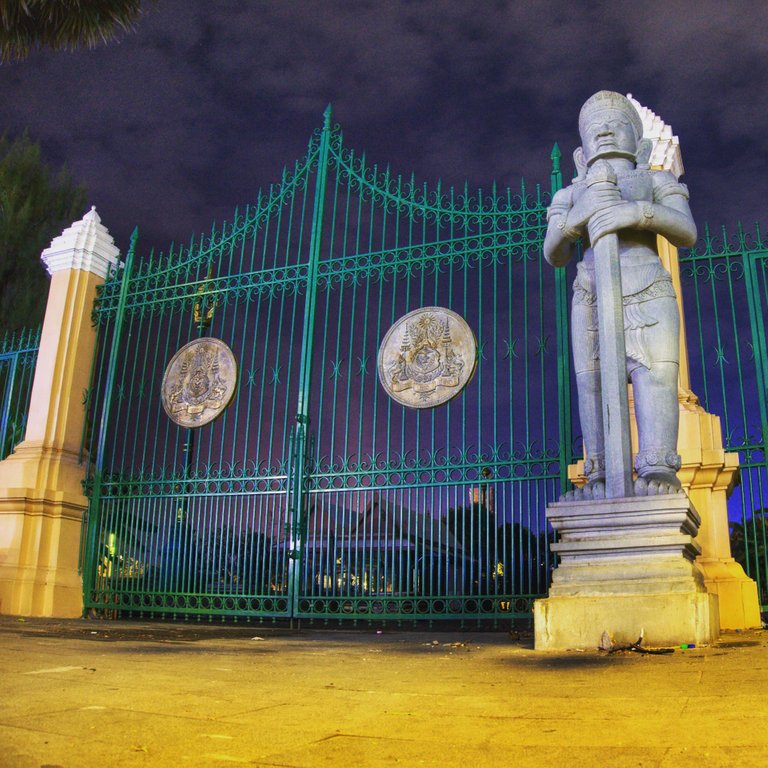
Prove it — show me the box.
[543,91,697,497]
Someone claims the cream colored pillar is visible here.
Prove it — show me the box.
[0,208,120,617]
[568,98,761,630]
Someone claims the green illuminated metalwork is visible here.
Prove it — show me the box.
[0,327,39,461]
[80,110,566,623]
[77,108,768,625]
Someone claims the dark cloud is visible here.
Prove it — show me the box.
[2,0,767,252]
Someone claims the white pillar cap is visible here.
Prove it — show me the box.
[627,94,685,179]
[41,206,122,278]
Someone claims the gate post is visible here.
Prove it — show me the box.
[0,208,120,617]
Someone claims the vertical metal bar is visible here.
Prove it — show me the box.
[0,353,17,458]
[743,250,768,440]
[705,236,733,441]
[288,106,333,616]
[82,228,138,608]
[742,250,768,608]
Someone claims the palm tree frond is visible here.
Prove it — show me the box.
[0,0,147,62]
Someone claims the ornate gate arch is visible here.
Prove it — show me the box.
[81,109,572,623]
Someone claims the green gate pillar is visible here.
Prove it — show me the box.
[0,208,120,617]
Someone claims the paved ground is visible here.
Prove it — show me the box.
[1,616,767,768]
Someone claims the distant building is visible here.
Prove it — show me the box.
[470,469,495,514]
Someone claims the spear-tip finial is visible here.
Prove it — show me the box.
[84,205,101,223]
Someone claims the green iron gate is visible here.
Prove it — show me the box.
[679,226,768,610]
[80,109,571,623]
[0,327,39,462]
[77,111,768,622]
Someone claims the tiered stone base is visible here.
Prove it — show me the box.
[0,444,86,618]
[534,494,720,650]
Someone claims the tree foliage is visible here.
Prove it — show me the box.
[0,132,87,333]
[0,0,147,62]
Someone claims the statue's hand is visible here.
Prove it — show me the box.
[568,185,621,231]
[564,191,592,231]
[587,201,643,243]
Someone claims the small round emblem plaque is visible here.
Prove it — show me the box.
[161,338,238,428]
[378,307,477,409]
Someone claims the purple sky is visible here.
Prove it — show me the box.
[3,0,768,255]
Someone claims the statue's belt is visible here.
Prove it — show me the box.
[573,261,675,305]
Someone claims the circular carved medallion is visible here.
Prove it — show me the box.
[161,338,238,428]
[378,307,477,409]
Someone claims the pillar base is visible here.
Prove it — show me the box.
[696,557,762,630]
[0,446,87,618]
[534,590,717,650]
[534,493,719,650]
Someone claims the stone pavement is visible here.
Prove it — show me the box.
[1,616,767,768]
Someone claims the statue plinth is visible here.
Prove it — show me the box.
[534,493,719,650]
[567,385,761,630]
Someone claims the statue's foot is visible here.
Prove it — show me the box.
[634,472,682,496]
[559,480,605,502]
[561,475,683,500]
[588,480,606,499]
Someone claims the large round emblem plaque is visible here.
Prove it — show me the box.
[378,307,477,409]
[161,338,238,428]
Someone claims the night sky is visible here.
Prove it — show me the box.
[3,0,768,255]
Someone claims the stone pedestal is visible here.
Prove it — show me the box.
[568,389,761,631]
[0,209,119,617]
[534,494,719,650]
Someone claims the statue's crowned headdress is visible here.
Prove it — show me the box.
[578,91,644,141]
